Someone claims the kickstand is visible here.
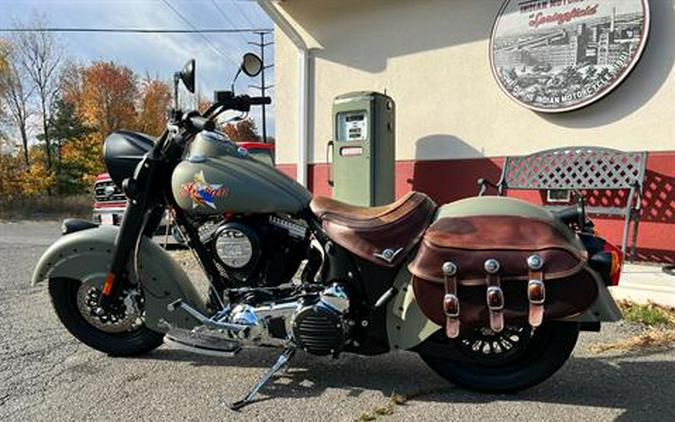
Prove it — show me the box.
[229,346,296,411]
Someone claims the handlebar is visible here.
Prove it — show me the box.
[248,96,272,106]
[184,93,269,131]
[166,93,270,151]
[211,91,271,114]
[187,115,215,131]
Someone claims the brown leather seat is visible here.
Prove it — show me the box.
[310,192,437,267]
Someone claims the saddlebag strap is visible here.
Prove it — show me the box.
[442,262,460,338]
[484,259,504,333]
[527,255,546,327]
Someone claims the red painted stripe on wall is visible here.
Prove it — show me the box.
[277,151,675,263]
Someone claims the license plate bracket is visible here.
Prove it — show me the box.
[100,213,114,225]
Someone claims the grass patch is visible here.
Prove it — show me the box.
[0,194,92,221]
[590,301,675,354]
[618,300,675,328]
[590,328,675,354]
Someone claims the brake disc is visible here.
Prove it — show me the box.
[76,279,144,333]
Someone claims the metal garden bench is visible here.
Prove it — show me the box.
[478,146,647,260]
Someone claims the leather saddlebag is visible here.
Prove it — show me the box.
[408,215,599,338]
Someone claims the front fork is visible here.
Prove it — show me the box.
[98,153,163,310]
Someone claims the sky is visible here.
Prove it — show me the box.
[0,0,276,136]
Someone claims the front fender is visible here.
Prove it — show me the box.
[32,225,206,332]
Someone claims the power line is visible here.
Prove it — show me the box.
[0,27,273,34]
[210,0,248,43]
[229,0,256,28]
[158,0,238,66]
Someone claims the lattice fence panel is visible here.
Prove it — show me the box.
[503,147,647,190]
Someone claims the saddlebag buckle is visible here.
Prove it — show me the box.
[527,255,546,327]
[484,259,504,332]
[486,286,505,311]
[527,278,546,327]
[443,293,460,318]
[527,279,546,305]
[442,261,461,338]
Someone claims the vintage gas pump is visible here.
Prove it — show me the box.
[328,91,395,206]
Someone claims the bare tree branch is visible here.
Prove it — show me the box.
[13,15,62,174]
[0,39,34,165]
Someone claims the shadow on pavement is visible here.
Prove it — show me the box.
[142,346,674,420]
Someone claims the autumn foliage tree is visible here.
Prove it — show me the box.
[1,23,273,203]
[222,118,261,143]
[0,53,176,200]
[79,61,138,136]
[137,76,172,136]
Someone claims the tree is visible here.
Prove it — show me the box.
[18,145,56,195]
[137,76,171,136]
[0,40,33,165]
[14,18,62,172]
[60,60,83,108]
[196,96,211,113]
[58,133,103,194]
[79,61,137,136]
[222,118,260,143]
[47,96,92,165]
[0,140,24,201]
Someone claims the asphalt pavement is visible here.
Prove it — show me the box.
[1,221,674,421]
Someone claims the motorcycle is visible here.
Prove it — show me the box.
[32,54,624,410]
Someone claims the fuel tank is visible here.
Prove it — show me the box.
[171,131,311,215]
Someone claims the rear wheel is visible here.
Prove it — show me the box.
[48,277,164,356]
[419,322,579,393]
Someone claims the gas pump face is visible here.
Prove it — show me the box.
[337,111,368,141]
[336,111,368,157]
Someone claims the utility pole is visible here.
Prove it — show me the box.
[248,31,274,143]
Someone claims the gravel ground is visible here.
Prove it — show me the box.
[1,221,674,421]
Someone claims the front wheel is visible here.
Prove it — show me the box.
[419,322,579,393]
[49,277,164,356]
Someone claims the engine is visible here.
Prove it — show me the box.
[202,215,309,288]
[292,284,351,356]
[223,283,353,357]
[198,215,354,356]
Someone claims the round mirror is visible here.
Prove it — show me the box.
[241,53,263,77]
[179,59,196,93]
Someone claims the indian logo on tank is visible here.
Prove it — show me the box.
[180,170,229,209]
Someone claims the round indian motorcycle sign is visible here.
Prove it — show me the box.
[490,0,649,112]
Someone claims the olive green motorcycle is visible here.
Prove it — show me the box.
[32,54,624,410]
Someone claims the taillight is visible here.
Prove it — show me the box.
[603,241,623,286]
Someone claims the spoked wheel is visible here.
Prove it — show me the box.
[456,325,535,365]
[49,277,164,356]
[419,322,579,393]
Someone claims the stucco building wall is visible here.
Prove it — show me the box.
[271,0,675,261]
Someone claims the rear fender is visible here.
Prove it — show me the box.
[386,267,440,351]
[32,224,206,332]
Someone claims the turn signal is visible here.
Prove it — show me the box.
[603,242,623,286]
[102,272,116,295]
